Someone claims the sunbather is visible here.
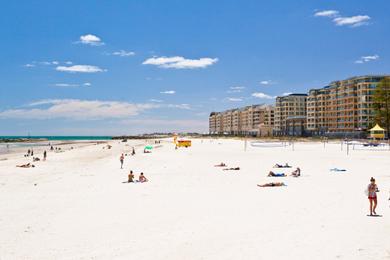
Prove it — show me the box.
[268,171,286,177]
[223,167,240,171]
[273,163,291,168]
[16,163,35,168]
[257,182,286,187]
[214,162,226,167]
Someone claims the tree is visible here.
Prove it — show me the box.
[373,77,390,137]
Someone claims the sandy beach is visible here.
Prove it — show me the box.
[0,138,389,260]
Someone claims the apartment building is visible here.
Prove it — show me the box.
[307,75,387,136]
[209,105,274,136]
[274,94,307,136]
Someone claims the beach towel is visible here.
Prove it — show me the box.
[330,168,346,172]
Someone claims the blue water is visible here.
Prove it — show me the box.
[0,136,112,141]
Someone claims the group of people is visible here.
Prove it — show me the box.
[214,162,240,171]
[127,170,148,183]
[267,167,301,177]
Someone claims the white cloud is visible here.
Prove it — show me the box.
[251,92,275,99]
[53,83,80,87]
[314,10,339,18]
[314,10,371,27]
[79,34,104,46]
[227,86,245,93]
[52,61,59,65]
[112,50,135,57]
[149,99,163,103]
[56,65,106,73]
[167,104,191,110]
[53,82,92,87]
[282,92,292,96]
[160,90,176,95]
[65,61,73,65]
[24,64,35,68]
[333,15,370,27]
[260,80,271,85]
[143,56,218,69]
[355,54,379,64]
[227,97,243,102]
[0,99,158,120]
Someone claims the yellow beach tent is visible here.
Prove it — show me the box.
[369,124,385,139]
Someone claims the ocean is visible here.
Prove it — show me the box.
[0,136,112,141]
[0,136,112,155]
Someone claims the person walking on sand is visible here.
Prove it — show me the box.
[131,147,136,156]
[120,154,124,169]
[43,150,47,161]
[367,177,379,216]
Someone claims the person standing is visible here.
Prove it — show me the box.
[43,150,47,161]
[120,153,124,169]
[367,177,379,216]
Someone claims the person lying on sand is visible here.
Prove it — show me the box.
[267,171,286,177]
[33,157,40,162]
[138,172,148,183]
[291,167,301,177]
[214,162,226,167]
[128,170,135,183]
[257,182,286,187]
[273,163,291,168]
[223,167,240,171]
[16,163,35,168]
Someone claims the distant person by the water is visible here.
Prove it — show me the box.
[27,149,31,156]
[132,147,136,156]
[128,170,134,183]
[367,177,379,216]
[257,182,286,187]
[120,154,124,169]
[43,151,47,161]
[50,146,54,151]
[291,167,301,177]
[31,149,34,156]
[138,172,148,183]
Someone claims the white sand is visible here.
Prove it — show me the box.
[0,139,389,260]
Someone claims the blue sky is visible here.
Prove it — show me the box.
[0,0,389,135]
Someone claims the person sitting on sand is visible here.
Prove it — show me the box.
[128,170,135,183]
[223,167,240,171]
[267,171,286,177]
[16,163,35,168]
[291,167,301,177]
[33,157,40,162]
[138,172,148,183]
[257,182,286,187]
[214,162,226,167]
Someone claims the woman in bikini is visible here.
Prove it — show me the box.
[367,177,379,216]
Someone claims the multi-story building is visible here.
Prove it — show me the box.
[307,75,387,136]
[209,105,274,136]
[274,94,307,136]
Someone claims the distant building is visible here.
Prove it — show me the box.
[274,94,307,136]
[307,75,388,137]
[209,105,274,136]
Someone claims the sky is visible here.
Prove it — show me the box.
[0,0,389,135]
